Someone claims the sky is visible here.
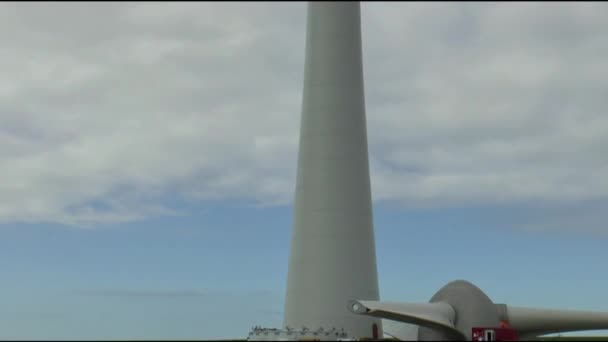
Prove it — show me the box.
[1,1,608,340]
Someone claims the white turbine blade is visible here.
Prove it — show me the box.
[382,319,419,341]
[507,306,608,337]
[349,300,465,340]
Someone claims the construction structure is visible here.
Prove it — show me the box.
[248,2,608,341]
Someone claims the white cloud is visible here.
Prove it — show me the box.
[1,2,607,231]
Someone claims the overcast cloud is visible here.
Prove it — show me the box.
[1,2,607,231]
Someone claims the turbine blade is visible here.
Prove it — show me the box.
[507,306,608,337]
[349,300,466,340]
[381,319,419,341]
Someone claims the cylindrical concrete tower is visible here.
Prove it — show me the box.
[283,2,382,339]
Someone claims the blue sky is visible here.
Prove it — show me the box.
[1,1,608,340]
[2,203,608,339]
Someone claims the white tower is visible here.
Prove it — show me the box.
[283,2,382,339]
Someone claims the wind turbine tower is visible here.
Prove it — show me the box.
[283,1,382,340]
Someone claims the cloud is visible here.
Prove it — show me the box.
[363,2,608,204]
[516,200,608,236]
[1,2,607,232]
